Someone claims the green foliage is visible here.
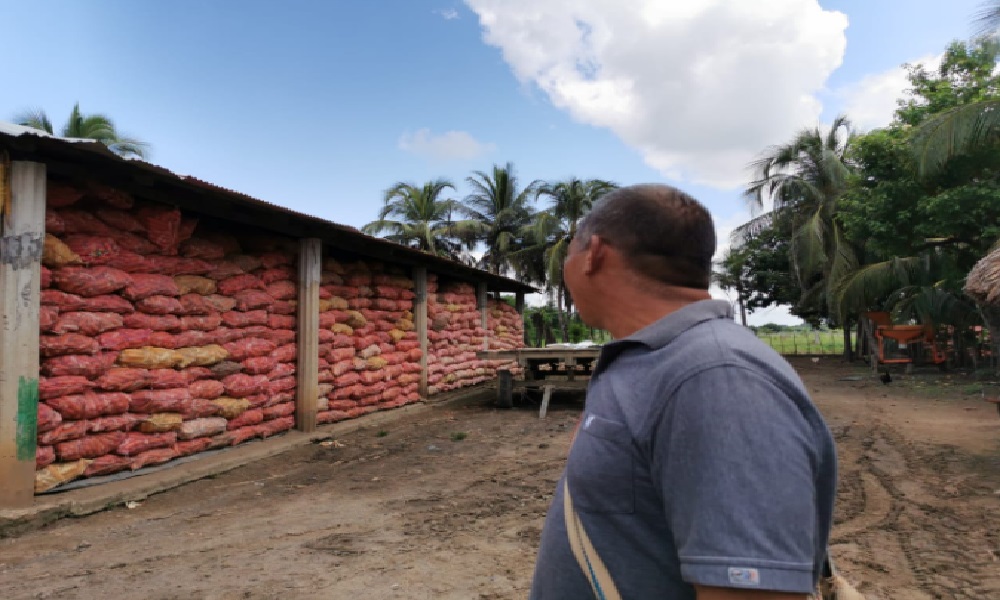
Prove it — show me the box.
[14,102,149,159]
[716,219,803,319]
[897,40,1000,127]
[907,39,1000,175]
[836,38,1000,327]
[741,115,857,324]
[737,33,1000,349]
[522,305,611,346]
[361,178,479,261]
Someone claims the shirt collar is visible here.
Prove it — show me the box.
[593,299,734,375]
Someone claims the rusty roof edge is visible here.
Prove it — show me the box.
[0,124,536,293]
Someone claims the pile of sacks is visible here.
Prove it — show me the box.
[315,259,423,424]
[426,279,523,395]
[36,180,301,492]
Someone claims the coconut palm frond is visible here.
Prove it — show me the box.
[13,108,54,133]
[912,99,1000,176]
[12,103,148,158]
[892,286,976,327]
[730,211,776,247]
[790,207,828,286]
[107,135,149,160]
[833,256,927,318]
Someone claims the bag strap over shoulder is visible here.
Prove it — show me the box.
[563,478,623,600]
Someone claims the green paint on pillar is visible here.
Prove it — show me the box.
[16,376,38,461]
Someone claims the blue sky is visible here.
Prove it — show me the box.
[0,0,987,323]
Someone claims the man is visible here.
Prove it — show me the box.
[529,185,837,600]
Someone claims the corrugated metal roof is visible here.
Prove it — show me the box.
[0,122,535,293]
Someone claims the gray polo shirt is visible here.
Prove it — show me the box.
[529,300,837,599]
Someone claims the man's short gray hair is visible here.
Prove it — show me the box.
[576,184,716,289]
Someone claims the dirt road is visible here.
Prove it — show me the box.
[1,358,998,599]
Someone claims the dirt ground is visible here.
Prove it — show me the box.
[1,358,998,600]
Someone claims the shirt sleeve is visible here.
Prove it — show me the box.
[651,364,821,593]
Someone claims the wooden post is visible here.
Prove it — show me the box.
[0,161,45,507]
[413,267,428,399]
[477,282,488,352]
[295,238,321,432]
[497,369,513,408]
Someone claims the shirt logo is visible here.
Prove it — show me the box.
[584,414,596,429]
[728,567,760,586]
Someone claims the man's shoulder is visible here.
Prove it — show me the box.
[664,317,787,369]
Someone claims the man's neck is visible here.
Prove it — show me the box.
[599,283,711,340]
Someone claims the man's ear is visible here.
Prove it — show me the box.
[583,234,605,274]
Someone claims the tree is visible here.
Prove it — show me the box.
[744,115,858,329]
[833,40,1000,360]
[716,219,802,326]
[361,179,477,260]
[520,177,616,339]
[909,38,1000,175]
[14,102,149,159]
[460,162,541,275]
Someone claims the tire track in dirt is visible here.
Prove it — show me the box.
[831,419,1000,600]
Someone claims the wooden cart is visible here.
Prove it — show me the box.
[477,347,601,417]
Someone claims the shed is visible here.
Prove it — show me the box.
[0,123,533,507]
[964,246,1000,363]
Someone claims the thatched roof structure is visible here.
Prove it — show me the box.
[965,247,1000,306]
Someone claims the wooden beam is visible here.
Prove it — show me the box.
[0,161,45,507]
[295,238,321,432]
[477,282,488,352]
[413,267,428,398]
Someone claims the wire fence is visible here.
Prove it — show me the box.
[755,330,852,356]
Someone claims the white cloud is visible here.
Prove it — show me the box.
[436,8,460,20]
[397,128,496,161]
[837,54,942,132]
[464,0,849,188]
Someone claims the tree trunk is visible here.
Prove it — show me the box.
[736,283,748,327]
[842,316,854,362]
[556,290,569,343]
[854,319,862,359]
[530,312,545,348]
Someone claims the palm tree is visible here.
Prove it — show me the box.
[361,179,477,260]
[519,178,616,339]
[460,162,541,275]
[14,102,149,159]
[744,115,858,331]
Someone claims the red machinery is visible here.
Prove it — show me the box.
[865,311,947,365]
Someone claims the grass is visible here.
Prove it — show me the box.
[376,430,388,438]
[450,432,467,442]
[755,330,853,356]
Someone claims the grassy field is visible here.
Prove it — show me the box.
[755,330,852,355]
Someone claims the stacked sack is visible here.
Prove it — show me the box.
[485,298,525,375]
[35,180,299,492]
[425,279,524,394]
[316,258,423,425]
